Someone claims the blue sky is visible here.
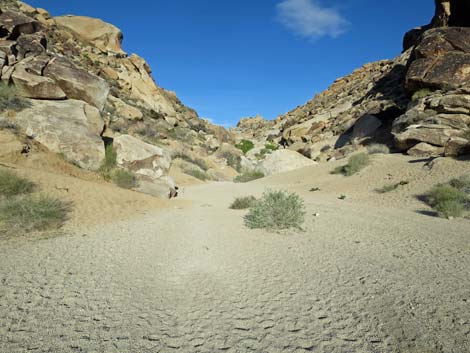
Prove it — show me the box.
[27,0,433,126]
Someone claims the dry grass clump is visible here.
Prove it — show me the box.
[229,196,257,210]
[332,153,370,176]
[234,171,264,183]
[424,176,470,218]
[111,169,137,189]
[0,83,31,113]
[98,145,138,189]
[244,190,305,230]
[0,169,36,197]
[183,167,209,181]
[367,144,390,154]
[376,180,409,194]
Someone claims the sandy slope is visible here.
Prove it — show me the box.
[0,154,469,353]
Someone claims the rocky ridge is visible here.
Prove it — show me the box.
[234,0,470,162]
[0,0,236,196]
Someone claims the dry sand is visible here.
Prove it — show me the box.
[0,154,469,352]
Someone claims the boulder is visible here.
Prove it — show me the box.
[113,134,171,180]
[406,28,470,93]
[444,136,470,156]
[0,10,41,40]
[352,114,382,140]
[44,57,109,110]
[11,56,66,99]
[16,33,47,60]
[394,124,461,150]
[6,99,105,169]
[407,142,444,157]
[256,149,317,176]
[108,95,143,121]
[54,15,124,54]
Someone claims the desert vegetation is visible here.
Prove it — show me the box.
[244,190,305,230]
[0,169,70,234]
[183,167,209,181]
[235,139,255,154]
[424,176,470,218]
[229,196,257,210]
[234,171,264,183]
[332,153,370,176]
[376,180,409,194]
[98,144,137,189]
[0,83,31,113]
[111,169,137,189]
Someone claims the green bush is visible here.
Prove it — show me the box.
[222,151,242,172]
[98,144,117,179]
[235,139,255,155]
[244,190,305,230]
[234,171,264,183]
[411,88,432,102]
[0,83,31,113]
[229,196,257,210]
[0,169,36,197]
[0,195,71,233]
[264,142,278,151]
[112,169,137,189]
[332,153,370,176]
[183,168,209,181]
[424,178,470,218]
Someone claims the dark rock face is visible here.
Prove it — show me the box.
[406,28,470,92]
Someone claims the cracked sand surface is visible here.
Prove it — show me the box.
[1,168,470,353]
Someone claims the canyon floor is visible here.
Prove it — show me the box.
[0,154,469,353]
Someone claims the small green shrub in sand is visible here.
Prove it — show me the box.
[98,144,117,180]
[244,190,305,230]
[222,151,242,172]
[234,171,264,183]
[183,168,209,181]
[112,169,137,189]
[424,176,470,218]
[235,139,255,155]
[332,153,370,176]
[0,169,36,197]
[0,195,71,233]
[229,196,257,210]
[411,88,432,102]
[0,83,31,113]
[376,181,409,194]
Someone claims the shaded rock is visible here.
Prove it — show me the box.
[44,57,109,110]
[444,136,470,156]
[257,149,317,176]
[0,10,41,40]
[407,142,444,157]
[7,99,105,169]
[16,32,47,60]
[113,134,171,180]
[352,114,382,140]
[54,15,124,54]
[0,40,16,57]
[394,124,460,150]
[108,95,143,121]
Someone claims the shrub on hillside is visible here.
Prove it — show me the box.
[332,153,370,176]
[98,144,117,179]
[112,169,137,189]
[234,171,264,183]
[229,196,257,210]
[222,151,242,172]
[367,144,390,155]
[183,167,209,181]
[244,190,305,230]
[235,139,255,155]
[173,152,209,171]
[411,88,432,101]
[0,83,31,113]
[375,180,409,194]
[0,195,71,233]
[424,176,470,218]
[0,169,36,197]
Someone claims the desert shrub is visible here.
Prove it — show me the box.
[424,180,469,218]
[0,119,19,131]
[264,142,278,151]
[367,144,390,155]
[235,139,255,154]
[223,151,242,172]
[0,83,31,113]
[234,171,264,183]
[111,169,137,189]
[183,167,209,181]
[244,190,305,230]
[376,180,409,194]
[98,144,117,179]
[411,88,432,101]
[229,196,257,210]
[0,195,71,233]
[174,152,209,171]
[0,169,36,197]
[332,153,370,176]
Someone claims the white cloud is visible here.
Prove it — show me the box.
[276,0,349,39]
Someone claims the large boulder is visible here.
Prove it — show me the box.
[0,10,42,40]
[257,149,317,176]
[43,57,109,110]
[113,134,171,180]
[108,95,143,121]
[406,27,470,93]
[54,15,124,54]
[352,114,382,140]
[4,99,105,169]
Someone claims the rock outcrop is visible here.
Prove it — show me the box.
[257,150,317,176]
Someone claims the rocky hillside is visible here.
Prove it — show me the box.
[0,0,236,196]
[234,0,470,162]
